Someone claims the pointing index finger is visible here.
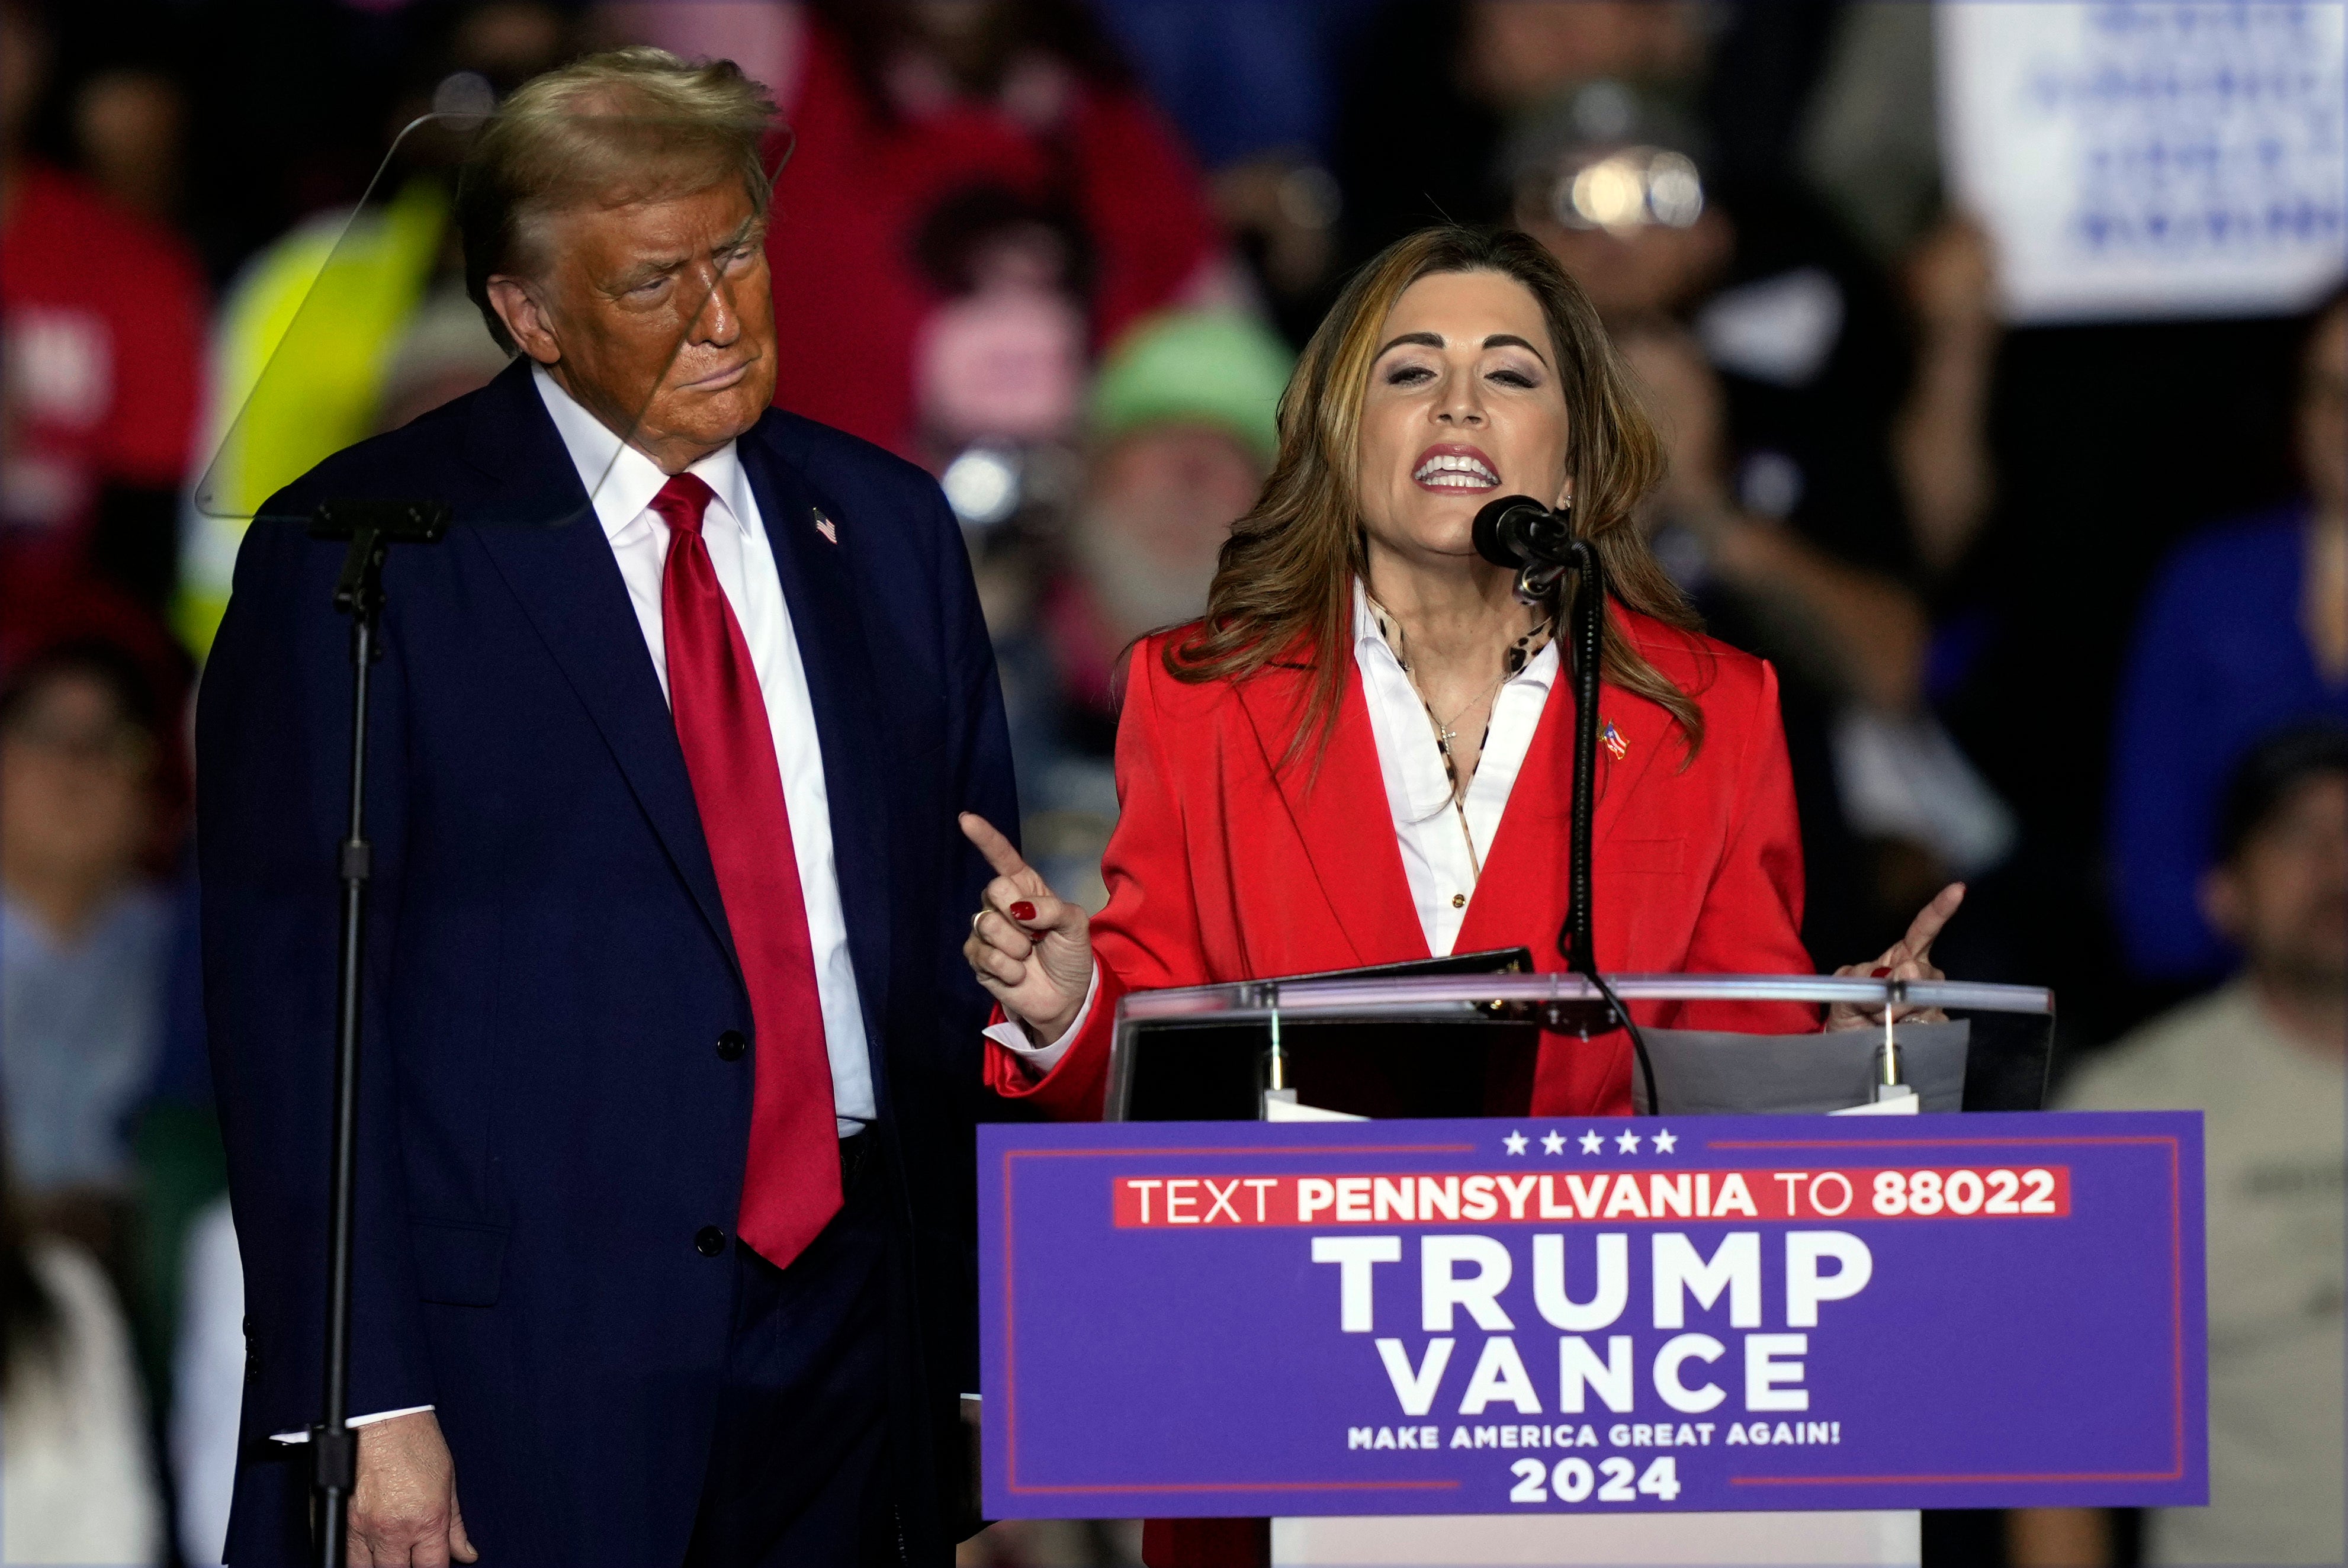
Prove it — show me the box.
[1899,882,1966,964]
[958,812,1032,881]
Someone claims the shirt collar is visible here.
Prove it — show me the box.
[1353,578,1399,667]
[532,364,753,545]
[1352,577,1558,687]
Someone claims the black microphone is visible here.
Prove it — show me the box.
[1472,494,1574,570]
[1469,494,1661,1115]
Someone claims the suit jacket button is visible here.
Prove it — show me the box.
[716,1029,749,1062]
[694,1226,727,1257]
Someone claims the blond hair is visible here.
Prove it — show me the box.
[457,47,778,352]
[1169,225,1704,761]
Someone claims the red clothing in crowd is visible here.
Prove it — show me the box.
[1,163,206,583]
[761,21,1224,455]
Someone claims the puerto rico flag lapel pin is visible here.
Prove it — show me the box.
[812,506,839,544]
[1602,720,1628,760]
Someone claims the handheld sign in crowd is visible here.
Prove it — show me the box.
[1939,1,2347,323]
[979,1113,2206,1519]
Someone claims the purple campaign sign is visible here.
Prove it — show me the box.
[980,1112,2206,1518]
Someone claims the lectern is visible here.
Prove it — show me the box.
[1108,971,2054,1124]
[1105,971,2055,1568]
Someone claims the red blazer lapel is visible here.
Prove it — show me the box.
[1590,664,1672,854]
[1455,645,1672,965]
[1234,658,1430,970]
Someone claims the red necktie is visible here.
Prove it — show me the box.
[652,473,841,1270]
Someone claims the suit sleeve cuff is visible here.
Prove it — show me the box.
[981,963,1101,1077]
[271,1405,435,1444]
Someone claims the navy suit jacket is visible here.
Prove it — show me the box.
[198,360,1014,1564]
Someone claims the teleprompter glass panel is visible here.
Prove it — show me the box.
[192,105,795,534]
[1107,974,2055,1120]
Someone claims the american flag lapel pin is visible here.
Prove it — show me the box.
[1602,721,1627,761]
[812,507,838,544]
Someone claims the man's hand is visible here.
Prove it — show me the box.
[346,1410,477,1567]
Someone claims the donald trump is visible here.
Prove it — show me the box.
[200,49,1011,1566]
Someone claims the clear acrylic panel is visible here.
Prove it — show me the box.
[1108,974,2057,1122]
[1117,972,2054,1025]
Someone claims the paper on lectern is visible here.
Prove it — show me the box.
[1630,1021,1969,1116]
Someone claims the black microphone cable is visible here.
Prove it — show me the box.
[1557,542,1663,1119]
[1473,495,1663,1117]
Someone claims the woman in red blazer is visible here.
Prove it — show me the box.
[958,225,1960,1568]
[961,224,1958,1124]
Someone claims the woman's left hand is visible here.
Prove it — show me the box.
[1826,882,1965,1030]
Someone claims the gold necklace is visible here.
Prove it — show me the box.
[1421,671,1505,751]
[1365,592,1524,776]
[1365,590,1552,890]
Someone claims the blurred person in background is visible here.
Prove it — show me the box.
[172,1191,243,1566]
[1332,0,1704,268]
[71,62,188,226]
[149,802,235,1566]
[1505,62,2006,969]
[2109,287,2348,983]
[0,640,176,1286]
[1787,2,1941,277]
[2013,721,2347,1568]
[1337,7,1931,641]
[178,0,579,653]
[608,0,1231,461]
[1504,81,1917,609]
[0,0,207,622]
[1499,70,2006,963]
[1334,0,1868,285]
[1090,0,1377,342]
[998,309,1292,911]
[905,189,1094,463]
[1612,319,1924,730]
[1610,314,2012,968]
[1,1124,164,1566]
[1876,44,2321,1054]
[1886,215,2005,583]
[954,1502,1142,1568]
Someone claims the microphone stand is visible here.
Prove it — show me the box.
[303,499,448,1567]
[1547,542,1662,1119]
[1474,496,1661,1115]
[1553,538,1605,976]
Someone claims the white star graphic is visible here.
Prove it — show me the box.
[1651,1129,1678,1154]
[1579,1129,1605,1155]
[1503,1130,1530,1156]
[1615,1129,1642,1154]
[1540,1130,1566,1155]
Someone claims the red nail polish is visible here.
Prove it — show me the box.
[1010,901,1037,923]
[1871,965,1893,978]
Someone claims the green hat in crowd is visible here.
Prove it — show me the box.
[1088,309,1295,466]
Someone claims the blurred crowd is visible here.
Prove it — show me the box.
[0,2,2339,1566]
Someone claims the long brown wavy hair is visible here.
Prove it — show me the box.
[1165,226,1704,761]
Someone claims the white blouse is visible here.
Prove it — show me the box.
[1350,579,1559,957]
[995,580,1558,1074]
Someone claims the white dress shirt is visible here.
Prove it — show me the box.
[534,366,875,1135]
[1351,580,1557,956]
[991,579,1556,1075]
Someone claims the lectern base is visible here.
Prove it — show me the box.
[1270,1510,1920,1566]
